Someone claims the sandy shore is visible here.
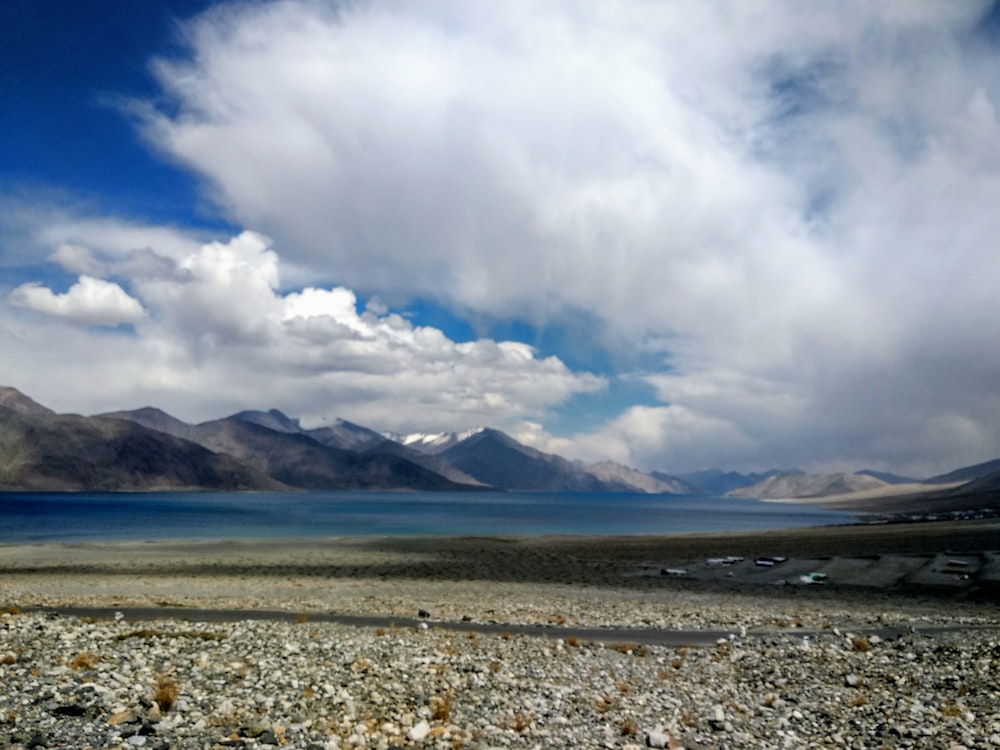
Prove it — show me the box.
[3,519,999,632]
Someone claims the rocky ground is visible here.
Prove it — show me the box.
[2,608,1000,750]
[2,523,1000,748]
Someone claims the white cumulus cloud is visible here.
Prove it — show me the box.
[9,276,146,327]
[1,228,602,431]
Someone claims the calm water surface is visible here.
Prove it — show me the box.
[0,491,858,543]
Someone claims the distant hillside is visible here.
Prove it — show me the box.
[306,419,387,452]
[925,458,1000,485]
[438,429,600,491]
[0,401,284,492]
[728,472,889,499]
[232,409,303,434]
[230,410,483,486]
[590,464,697,494]
[677,468,796,495]
[108,409,474,491]
[435,428,659,492]
[855,469,915,484]
[0,386,55,417]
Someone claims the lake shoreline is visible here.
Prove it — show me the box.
[3,518,999,624]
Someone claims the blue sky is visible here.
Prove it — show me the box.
[3,1,1000,477]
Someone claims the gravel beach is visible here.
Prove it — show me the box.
[2,520,999,748]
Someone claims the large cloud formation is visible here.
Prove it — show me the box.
[5,0,1000,475]
[1,230,602,430]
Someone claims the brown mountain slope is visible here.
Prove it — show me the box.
[0,407,287,492]
[0,386,55,417]
[106,409,475,491]
[727,472,889,499]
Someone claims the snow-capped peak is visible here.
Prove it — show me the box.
[383,427,485,454]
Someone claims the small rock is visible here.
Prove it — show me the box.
[709,704,726,730]
[646,729,670,748]
[407,719,430,741]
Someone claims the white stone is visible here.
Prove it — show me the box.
[646,729,670,748]
[407,720,430,741]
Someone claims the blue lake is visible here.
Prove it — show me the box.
[0,491,859,543]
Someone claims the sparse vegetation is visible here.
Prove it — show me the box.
[153,675,180,713]
[430,692,453,722]
[511,711,532,732]
[940,702,964,717]
[70,651,100,670]
[853,637,871,653]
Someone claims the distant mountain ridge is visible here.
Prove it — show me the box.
[3,385,1000,501]
[677,468,798,495]
[727,472,889,499]
[0,400,285,492]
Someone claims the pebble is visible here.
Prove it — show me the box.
[0,610,998,749]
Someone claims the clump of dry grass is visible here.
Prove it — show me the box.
[430,692,453,722]
[70,651,100,670]
[565,635,581,648]
[853,636,871,653]
[1,652,17,666]
[940,702,964,717]
[619,717,638,736]
[153,675,180,713]
[511,711,532,732]
[609,642,649,656]
[850,693,868,708]
[5,605,21,616]
[294,614,310,624]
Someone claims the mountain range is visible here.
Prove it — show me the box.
[2,385,999,502]
[0,387,694,493]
